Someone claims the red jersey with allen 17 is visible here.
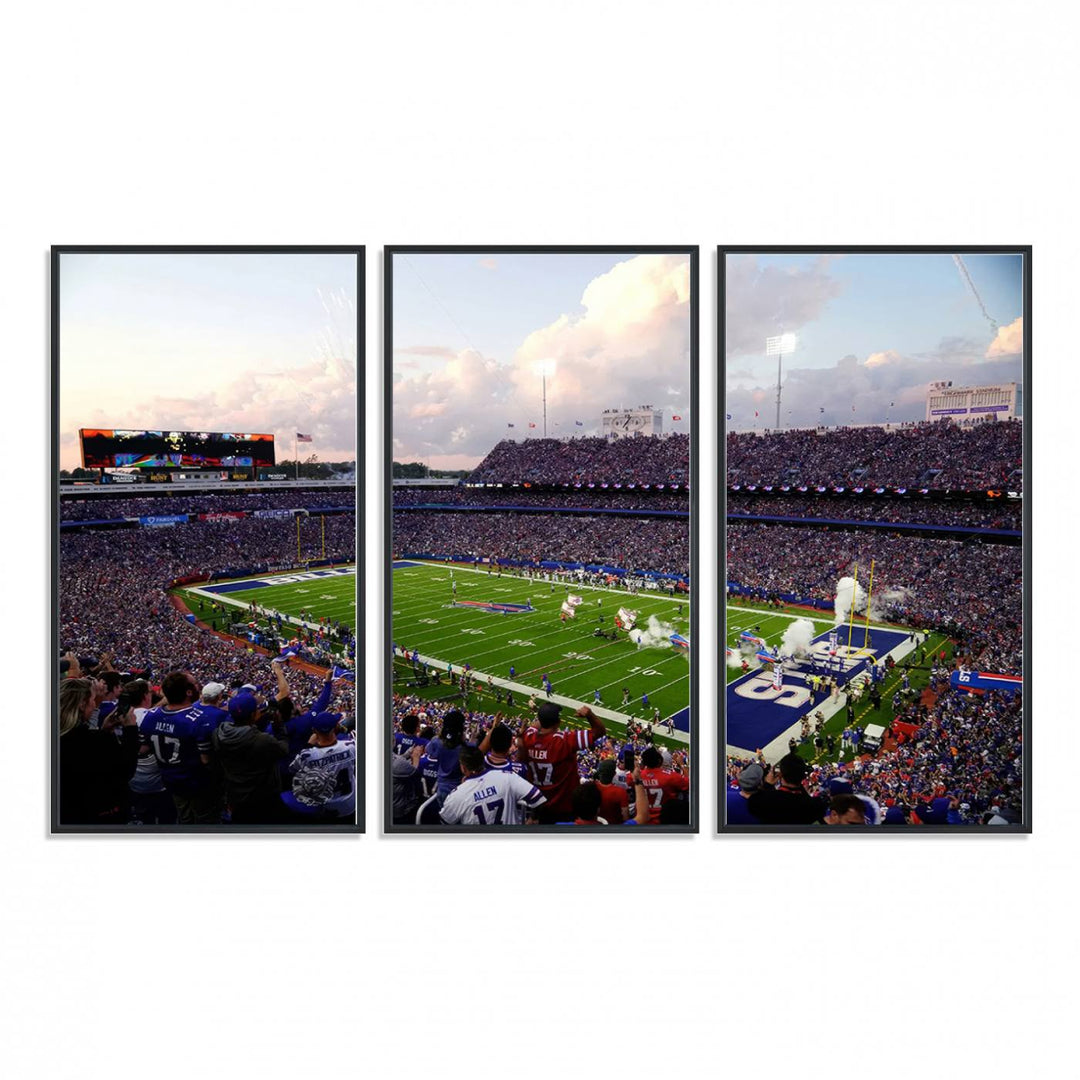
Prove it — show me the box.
[522,727,596,813]
[638,766,689,823]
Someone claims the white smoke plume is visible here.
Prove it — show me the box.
[834,576,868,624]
[781,618,817,658]
[629,615,676,649]
[870,585,913,621]
[727,648,760,669]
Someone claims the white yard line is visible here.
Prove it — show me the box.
[395,652,689,744]
[401,559,691,604]
[185,585,352,637]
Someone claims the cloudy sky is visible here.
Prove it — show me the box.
[392,252,692,469]
[725,252,1024,429]
[58,252,357,469]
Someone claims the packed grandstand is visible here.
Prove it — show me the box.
[725,419,1024,827]
[391,431,692,826]
[57,481,358,827]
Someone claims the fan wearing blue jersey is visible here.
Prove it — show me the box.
[439,746,545,825]
[394,713,425,756]
[478,721,526,775]
[139,671,224,824]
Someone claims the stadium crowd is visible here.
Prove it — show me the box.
[727,523,1021,673]
[390,693,690,826]
[57,508,357,827]
[60,487,354,521]
[393,486,688,512]
[469,433,689,486]
[728,493,1020,531]
[727,420,1022,491]
[726,682,1022,826]
[394,510,689,578]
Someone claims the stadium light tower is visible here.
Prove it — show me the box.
[534,358,557,436]
[765,333,797,429]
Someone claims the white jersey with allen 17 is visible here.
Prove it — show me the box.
[439,769,546,825]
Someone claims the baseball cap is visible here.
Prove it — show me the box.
[311,711,342,733]
[227,692,259,720]
[201,682,226,702]
[738,762,764,793]
[240,683,258,693]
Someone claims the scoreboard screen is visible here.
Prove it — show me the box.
[80,429,276,469]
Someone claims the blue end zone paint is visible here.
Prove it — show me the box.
[201,579,271,594]
[669,705,691,734]
[200,568,355,595]
[726,625,910,751]
[392,560,423,569]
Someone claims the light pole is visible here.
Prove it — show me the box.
[765,333,797,429]
[535,359,557,436]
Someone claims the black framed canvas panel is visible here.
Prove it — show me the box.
[52,246,365,832]
[386,246,698,832]
[720,246,1030,833]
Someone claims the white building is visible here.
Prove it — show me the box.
[601,406,663,440]
[925,381,1020,424]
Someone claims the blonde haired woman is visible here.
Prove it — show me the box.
[58,677,139,825]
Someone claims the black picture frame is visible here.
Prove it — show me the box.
[718,244,1032,834]
[384,245,699,834]
[51,245,366,833]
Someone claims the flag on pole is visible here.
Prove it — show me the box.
[574,420,583,426]
[507,422,515,428]
[297,433,313,443]
[754,410,759,417]
[820,407,825,414]
[528,422,537,429]
[726,413,732,420]
[672,414,682,421]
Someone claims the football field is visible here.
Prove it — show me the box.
[393,561,691,737]
[180,566,357,654]
[725,598,951,764]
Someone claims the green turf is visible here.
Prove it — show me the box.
[392,562,690,728]
[724,598,953,765]
[179,569,356,655]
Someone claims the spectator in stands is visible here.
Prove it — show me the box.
[58,677,140,825]
[747,753,827,825]
[426,710,470,805]
[522,702,606,824]
[438,745,546,825]
[211,692,290,824]
[392,743,425,824]
[727,760,765,825]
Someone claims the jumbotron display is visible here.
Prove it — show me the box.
[80,429,276,469]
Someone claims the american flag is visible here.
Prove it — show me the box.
[296,432,313,443]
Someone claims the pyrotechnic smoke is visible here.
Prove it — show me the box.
[834,576,868,623]
[781,618,816,658]
[727,648,759,669]
[629,615,676,649]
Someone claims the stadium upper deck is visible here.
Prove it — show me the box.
[726,420,1022,492]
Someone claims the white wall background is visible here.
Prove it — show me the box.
[1,2,1073,1077]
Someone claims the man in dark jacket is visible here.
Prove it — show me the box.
[211,692,290,824]
[747,753,827,825]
